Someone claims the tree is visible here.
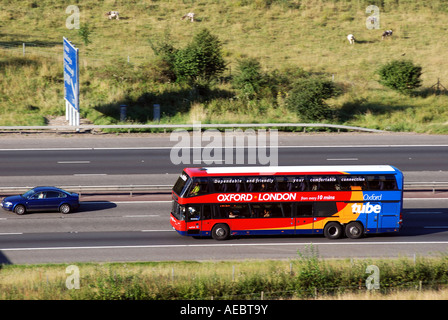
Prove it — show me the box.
[286,77,339,122]
[231,58,267,99]
[173,28,226,84]
[377,59,422,95]
[148,30,177,82]
[78,23,92,46]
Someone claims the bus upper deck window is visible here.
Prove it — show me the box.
[367,175,397,190]
[187,178,209,197]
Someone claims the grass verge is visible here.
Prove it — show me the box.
[2,248,448,300]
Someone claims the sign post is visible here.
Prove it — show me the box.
[63,37,79,127]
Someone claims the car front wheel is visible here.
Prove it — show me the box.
[14,205,26,215]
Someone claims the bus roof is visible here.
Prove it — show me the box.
[184,165,400,177]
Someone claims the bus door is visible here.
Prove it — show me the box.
[186,204,213,236]
[378,202,401,232]
[294,203,314,234]
[185,205,202,235]
[365,202,381,233]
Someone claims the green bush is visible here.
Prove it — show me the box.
[78,23,92,46]
[377,59,422,95]
[231,58,267,99]
[173,28,226,85]
[149,28,226,86]
[286,77,339,122]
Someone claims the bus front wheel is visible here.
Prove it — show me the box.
[212,224,230,241]
[323,222,343,239]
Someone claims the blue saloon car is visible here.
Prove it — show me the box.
[1,187,79,215]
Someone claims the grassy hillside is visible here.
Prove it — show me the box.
[1,0,448,132]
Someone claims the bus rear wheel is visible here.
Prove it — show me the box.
[324,222,343,239]
[212,224,230,241]
[345,222,364,239]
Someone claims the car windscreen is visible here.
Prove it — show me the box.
[22,189,36,198]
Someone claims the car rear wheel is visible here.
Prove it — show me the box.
[14,205,26,215]
[59,203,71,214]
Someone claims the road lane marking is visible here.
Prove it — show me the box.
[424,226,448,229]
[2,145,448,152]
[58,161,91,164]
[406,211,445,214]
[2,241,448,251]
[114,201,171,204]
[123,215,160,218]
[404,198,448,201]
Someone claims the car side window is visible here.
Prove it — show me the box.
[58,192,67,198]
[31,192,45,199]
[46,191,60,199]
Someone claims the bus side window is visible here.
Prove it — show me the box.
[188,178,209,197]
[277,176,297,192]
[292,177,307,191]
[295,203,313,217]
[367,175,397,190]
[282,203,292,217]
[236,204,250,218]
[218,204,249,219]
[314,202,338,217]
[202,205,212,220]
[247,181,255,192]
[276,177,288,191]
[263,178,276,192]
[384,175,398,190]
[367,176,383,190]
[314,176,338,191]
[269,204,283,218]
[215,205,226,219]
[246,177,275,192]
[213,178,243,193]
[339,177,352,191]
[249,204,261,218]
[213,180,224,192]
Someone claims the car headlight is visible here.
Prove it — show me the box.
[3,202,13,207]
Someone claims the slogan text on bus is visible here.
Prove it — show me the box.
[217,193,296,202]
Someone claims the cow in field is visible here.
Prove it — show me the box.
[106,11,119,20]
[182,12,195,22]
[347,34,355,44]
[382,30,393,40]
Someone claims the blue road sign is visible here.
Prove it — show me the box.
[63,37,79,111]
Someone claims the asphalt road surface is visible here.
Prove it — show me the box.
[0,198,447,264]
[0,143,447,176]
[0,132,447,187]
[0,133,447,264]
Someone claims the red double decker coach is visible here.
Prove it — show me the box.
[170,165,403,240]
